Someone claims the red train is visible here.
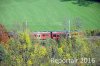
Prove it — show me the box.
[30,32,51,40]
[30,31,67,40]
[30,31,84,40]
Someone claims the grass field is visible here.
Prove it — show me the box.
[0,0,100,31]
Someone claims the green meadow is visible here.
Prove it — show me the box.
[0,0,100,31]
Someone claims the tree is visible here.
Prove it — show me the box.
[75,0,86,5]
[72,17,82,31]
[0,24,9,44]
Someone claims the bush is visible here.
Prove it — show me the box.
[0,29,99,66]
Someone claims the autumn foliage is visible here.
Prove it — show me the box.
[0,24,9,44]
[0,23,100,66]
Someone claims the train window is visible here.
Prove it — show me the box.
[34,35,36,37]
[38,35,40,37]
[46,34,48,36]
[42,34,45,36]
[53,34,56,37]
[57,35,59,37]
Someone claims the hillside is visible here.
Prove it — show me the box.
[0,0,100,31]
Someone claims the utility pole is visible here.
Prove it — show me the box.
[22,20,28,32]
[25,20,28,32]
[69,20,71,38]
[25,20,28,29]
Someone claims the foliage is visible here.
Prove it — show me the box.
[0,44,5,62]
[0,24,9,44]
[0,30,99,66]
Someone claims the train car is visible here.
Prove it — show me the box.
[70,31,84,37]
[51,32,66,40]
[31,32,51,40]
[30,31,83,40]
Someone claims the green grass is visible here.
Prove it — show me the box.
[0,0,100,31]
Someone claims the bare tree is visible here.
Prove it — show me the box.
[73,17,82,31]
